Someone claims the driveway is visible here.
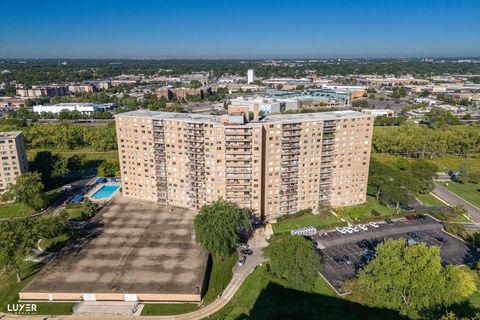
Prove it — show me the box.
[433,182,480,222]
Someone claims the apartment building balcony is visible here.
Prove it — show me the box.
[281,150,301,157]
[226,179,251,185]
[225,135,251,141]
[281,167,299,174]
[322,138,334,145]
[323,128,336,134]
[281,143,300,149]
[282,131,302,138]
[281,160,299,166]
[184,136,204,142]
[282,124,302,131]
[225,142,252,148]
[225,149,251,155]
[225,130,252,136]
[281,172,298,179]
[321,156,334,162]
[226,154,251,161]
[226,174,251,180]
[187,148,204,155]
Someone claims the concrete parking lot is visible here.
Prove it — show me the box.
[314,217,479,294]
[21,197,209,302]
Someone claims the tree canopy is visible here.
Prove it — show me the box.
[194,200,250,258]
[358,239,476,319]
[1,172,44,210]
[264,235,321,291]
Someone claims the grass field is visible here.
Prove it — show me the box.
[0,262,74,315]
[64,203,83,220]
[210,266,402,320]
[443,182,480,208]
[416,193,448,207]
[141,303,199,316]
[0,202,32,219]
[27,147,118,162]
[345,195,396,221]
[141,252,238,316]
[372,154,480,174]
[40,230,74,252]
[272,213,342,234]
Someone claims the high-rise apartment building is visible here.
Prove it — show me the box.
[0,131,28,194]
[247,69,255,84]
[115,108,373,220]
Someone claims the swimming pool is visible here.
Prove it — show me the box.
[91,184,120,199]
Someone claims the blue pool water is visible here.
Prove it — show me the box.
[91,184,120,199]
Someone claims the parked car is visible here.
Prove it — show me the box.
[407,238,418,246]
[336,227,347,234]
[358,224,368,231]
[385,219,395,225]
[351,226,360,232]
[415,214,427,220]
[344,227,354,234]
[237,243,249,250]
[362,251,375,263]
[343,255,352,265]
[407,232,420,241]
[356,239,370,249]
[238,255,247,266]
[369,221,379,228]
[241,249,253,256]
[405,214,416,221]
[435,237,448,245]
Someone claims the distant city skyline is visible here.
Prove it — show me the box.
[1,0,479,59]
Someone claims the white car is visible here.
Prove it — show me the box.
[336,227,347,234]
[344,227,354,234]
[358,224,368,231]
[369,222,379,228]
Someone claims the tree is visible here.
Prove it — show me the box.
[451,204,468,217]
[67,153,87,174]
[352,99,369,109]
[189,80,202,88]
[0,218,39,282]
[29,151,68,188]
[97,160,118,177]
[454,165,479,184]
[1,172,44,210]
[82,199,99,219]
[424,108,461,129]
[194,200,250,258]
[295,84,305,90]
[358,239,476,319]
[264,235,321,291]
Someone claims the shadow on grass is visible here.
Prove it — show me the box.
[235,283,405,320]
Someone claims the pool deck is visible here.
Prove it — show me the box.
[87,182,121,202]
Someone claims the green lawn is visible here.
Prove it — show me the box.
[443,182,480,208]
[141,303,199,316]
[65,203,83,220]
[202,252,239,305]
[0,202,32,219]
[141,252,238,316]
[40,230,74,252]
[372,154,480,174]
[346,195,396,221]
[28,147,118,162]
[0,261,74,315]
[210,266,402,320]
[416,193,448,207]
[272,213,342,234]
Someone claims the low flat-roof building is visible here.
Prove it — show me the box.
[33,103,115,115]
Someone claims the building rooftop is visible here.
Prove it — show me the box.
[0,131,22,140]
[116,109,369,125]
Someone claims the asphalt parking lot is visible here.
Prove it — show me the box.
[313,216,479,294]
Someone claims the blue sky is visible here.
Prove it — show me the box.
[0,0,479,58]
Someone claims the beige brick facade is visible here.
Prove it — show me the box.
[0,131,28,194]
[116,110,373,220]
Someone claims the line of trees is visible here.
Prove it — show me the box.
[372,123,480,158]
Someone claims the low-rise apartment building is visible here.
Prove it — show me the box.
[115,108,373,220]
[0,131,28,193]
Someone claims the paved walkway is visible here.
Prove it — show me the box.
[433,182,480,222]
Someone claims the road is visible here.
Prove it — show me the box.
[433,182,480,222]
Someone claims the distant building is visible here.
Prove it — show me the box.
[33,103,115,115]
[156,87,212,101]
[247,69,255,84]
[321,85,367,100]
[16,86,68,98]
[0,131,28,194]
[230,96,298,113]
[361,109,395,118]
[67,83,95,93]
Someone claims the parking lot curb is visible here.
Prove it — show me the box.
[318,271,351,296]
